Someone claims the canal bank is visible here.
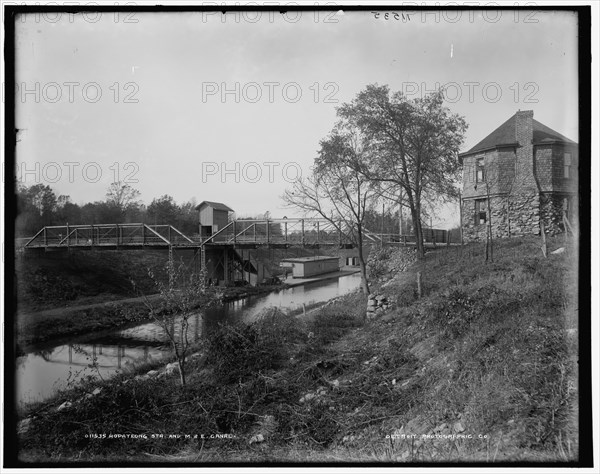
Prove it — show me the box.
[15,273,362,408]
[16,268,361,351]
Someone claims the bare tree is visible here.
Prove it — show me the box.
[283,123,375,294]
[138,258,221,387]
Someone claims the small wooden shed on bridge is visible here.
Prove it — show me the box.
[196,201,233,239]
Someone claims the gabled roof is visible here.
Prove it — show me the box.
[460,112,576,157]
[195,201,234,212]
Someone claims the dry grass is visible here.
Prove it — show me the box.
[16,235,580,465]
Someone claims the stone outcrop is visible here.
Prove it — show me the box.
[366,293,390,320]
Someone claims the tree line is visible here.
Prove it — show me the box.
[15,181,200,238]
[15,180,413,242]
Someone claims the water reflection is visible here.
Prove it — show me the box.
[16,342,168,406]
[17,273,360,407]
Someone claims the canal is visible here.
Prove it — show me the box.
[16,273,361,407]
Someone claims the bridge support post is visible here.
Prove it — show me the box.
[266,220,270,243]
[224,249,230,285]
[201,247,206,280]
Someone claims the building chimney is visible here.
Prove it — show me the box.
[513,110,536,192]
[509,109,540,235]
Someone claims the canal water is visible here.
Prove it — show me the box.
[16,273,361,407]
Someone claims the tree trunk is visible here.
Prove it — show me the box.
[356,228,370,294]
[459,191,464,246]
[357,253,370,295]
[485,224,490,263]
[411,205,425,259]
[178,358,187,387]
[402,186,424,258]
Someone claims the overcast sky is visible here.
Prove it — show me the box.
[14,8,579,227]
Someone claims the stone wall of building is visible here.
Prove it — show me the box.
[551,144,579,194]
[462,191,545,242]
[462,196,510,242]
[461,154,479,198]
[534,144,554,192]
[506,192,540,236]
[462,148,516,199]
[540,193,571,235]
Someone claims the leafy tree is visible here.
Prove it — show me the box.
[338,84,467,258]
[55,201,82,225]
[284,122,374,294]
[105,182,141,212]
[177,200,200,236]
[79,201,120,224]
[16,184,58,235]
[147,195,179,225]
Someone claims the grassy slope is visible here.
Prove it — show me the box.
[16,236,579,464]
[16,249,172,313]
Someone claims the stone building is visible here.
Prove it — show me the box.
[460,110,578,242]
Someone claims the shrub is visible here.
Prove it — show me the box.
[25,268,78,304]
[308,308,362,347]
[367,247,394,280]
[205,309,305,383]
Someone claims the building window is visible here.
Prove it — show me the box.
[474,199,487,226]
[564,153,572,178]
[476,158,485,183]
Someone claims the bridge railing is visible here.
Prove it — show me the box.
[24,223,197,248]
[359,228,449,245]
[202,218,349,246]
[23,221,450,249]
